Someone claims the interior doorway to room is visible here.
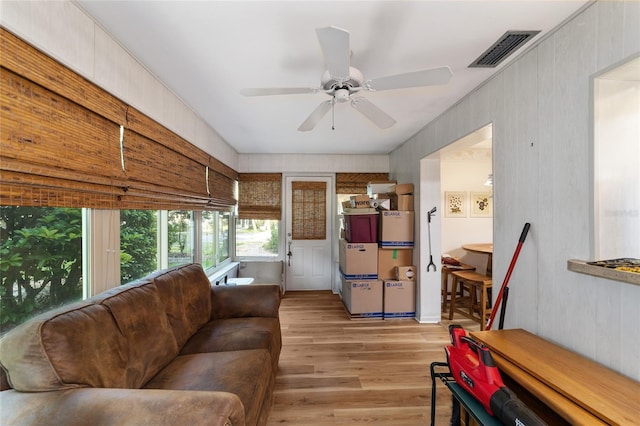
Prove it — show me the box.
[439,125,493,274]
[284,175,333,291]
[419,124,493,322]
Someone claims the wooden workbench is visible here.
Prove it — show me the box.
[470,328,640,425]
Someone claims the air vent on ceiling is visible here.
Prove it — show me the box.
[469,30,540,68]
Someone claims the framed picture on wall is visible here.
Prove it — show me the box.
[470,192,493,217]
[444,191,467,217]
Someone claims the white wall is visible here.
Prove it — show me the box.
[391,1,640,380]
[237,153,389,173]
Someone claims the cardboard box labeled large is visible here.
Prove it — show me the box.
[383,280,416,318]
[341,276,383,318]
[379,211,414,247]
[339,239,378,279]
[378,248,413,280]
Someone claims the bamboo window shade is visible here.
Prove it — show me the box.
[335,173,389,194]
[0,28,237,211]
[237,173,282,220]
[291,181,326,240]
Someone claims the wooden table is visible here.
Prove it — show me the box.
[462,243,493,276]
[470,328,640,425]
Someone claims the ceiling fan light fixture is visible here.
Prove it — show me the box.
[334,89,350,103]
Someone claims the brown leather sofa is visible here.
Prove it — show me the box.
[0,263,282,426]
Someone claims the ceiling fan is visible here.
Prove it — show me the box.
[240,26,453,132]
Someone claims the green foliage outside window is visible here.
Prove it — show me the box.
[0,207,82,333]
[120,210,158,283]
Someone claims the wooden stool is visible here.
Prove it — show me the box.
[448,270,492,330]
[441,263,475,313]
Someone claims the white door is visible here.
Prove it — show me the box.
[284,175,333,291]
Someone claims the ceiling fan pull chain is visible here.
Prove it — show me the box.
[331,100,335,130]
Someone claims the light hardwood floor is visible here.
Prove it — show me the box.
[267,291,479,425]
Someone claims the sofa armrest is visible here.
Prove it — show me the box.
[211,284,281,320]
[0,388,245,426]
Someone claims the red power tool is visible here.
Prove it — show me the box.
[445,325,547,425]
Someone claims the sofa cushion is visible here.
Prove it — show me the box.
[150,263,212,348]
[180,317,281,372]
[144,349,274,426]
[99,280,179,388]
[0,301,128,391]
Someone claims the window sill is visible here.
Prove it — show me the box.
[567,259,640,286]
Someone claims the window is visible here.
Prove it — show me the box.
[202,211,216,270]
[120,209,158,283]
[236,219,279,257]
[0,206,83,334]
[167,210,194,268]
[202,210,230,270]
[236,173,282,258]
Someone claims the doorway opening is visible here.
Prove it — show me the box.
[418,124,493,323]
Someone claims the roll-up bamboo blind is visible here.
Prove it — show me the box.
[0,28,237,211]
[335,172,389,194]
[237,173,282,220]
[291,181,326,240]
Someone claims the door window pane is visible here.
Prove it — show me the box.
[0,206,83,333]
[120,210,158,283]
[168,210,194,267]
[291,181,326,240]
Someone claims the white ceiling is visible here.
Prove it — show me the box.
[76,1,589,155]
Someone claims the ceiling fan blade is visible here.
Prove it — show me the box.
[240,87,318,96]
[298,100,333,132]
[351,97,396,129]
[367,66,453,91]
[315,26,351,81]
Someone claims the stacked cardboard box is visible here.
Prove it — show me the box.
[340,181,416,319]
[341,276,383,318]
[383,280,416,318]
